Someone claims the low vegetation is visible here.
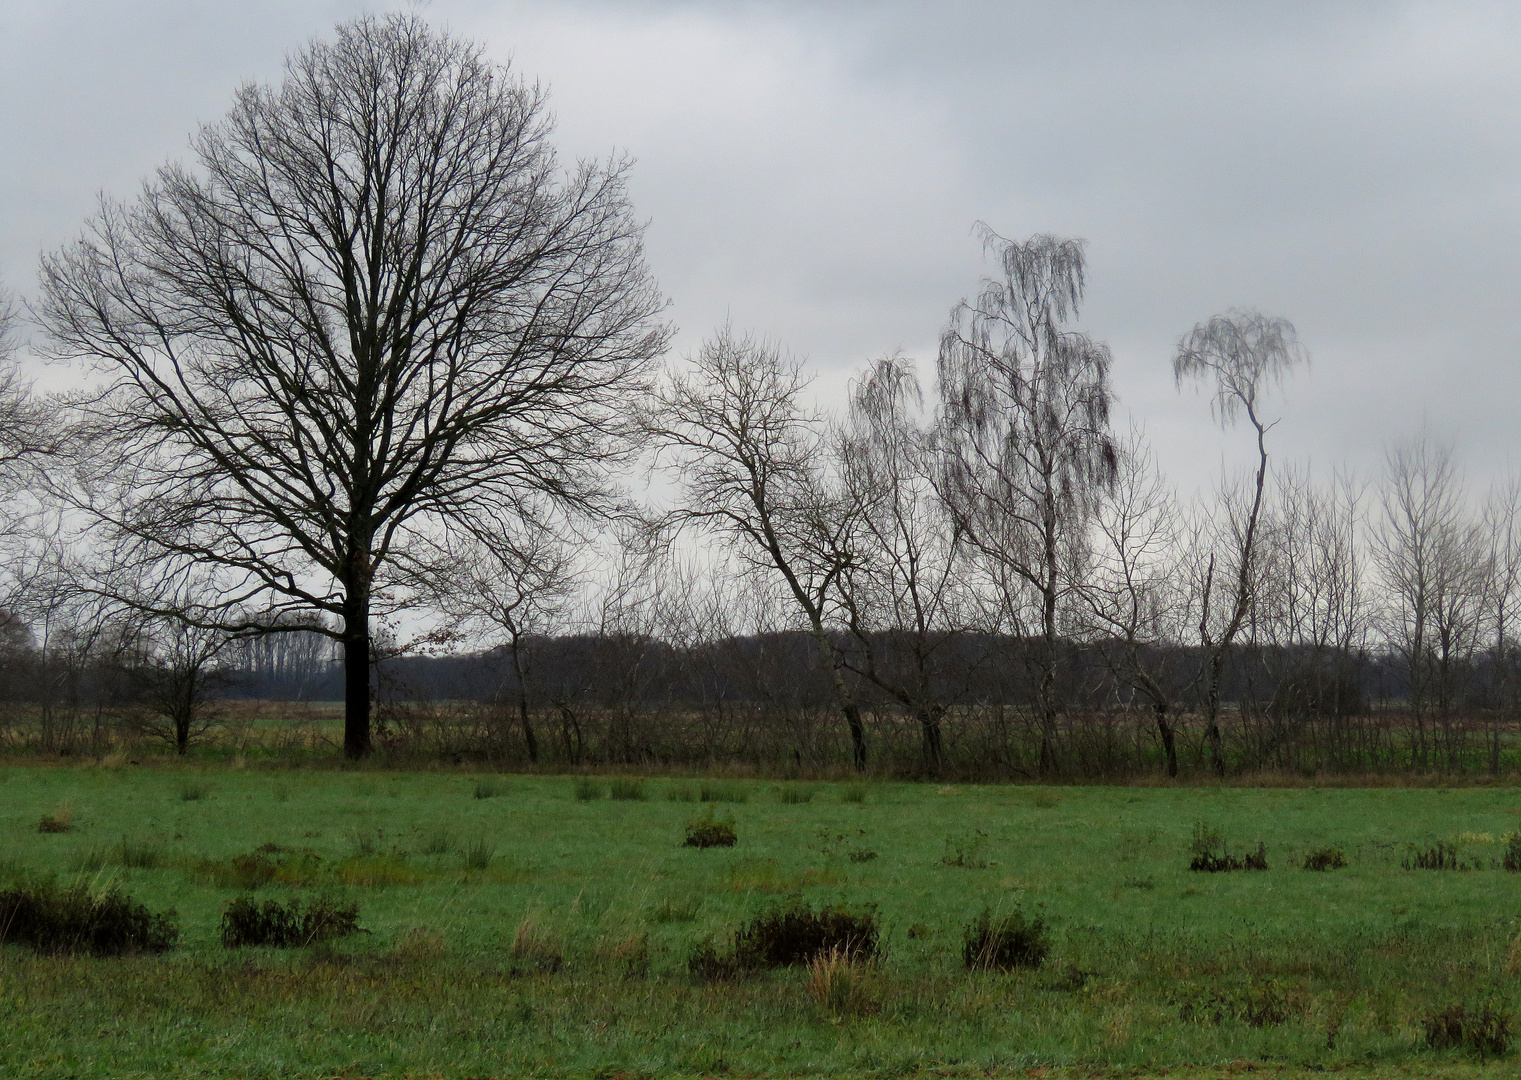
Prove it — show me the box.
[4,766,1521,1077]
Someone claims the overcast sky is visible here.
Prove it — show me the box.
[3,0,1519,501]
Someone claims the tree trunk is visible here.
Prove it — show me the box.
[1155,705,1178,778]
[843,701,868,771]
[343,586,371,760]
[519,694,539,764]
[917,706,944,775]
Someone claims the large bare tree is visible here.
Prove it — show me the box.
[936,227,1118,775]
[1173,309,1306,773]
[38,15,668,757]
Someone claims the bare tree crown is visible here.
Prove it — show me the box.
[1173,310,1305,427]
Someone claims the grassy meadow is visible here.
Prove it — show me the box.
[4,762,1521,1078]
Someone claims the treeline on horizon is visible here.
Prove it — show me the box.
[1,16,1518,782]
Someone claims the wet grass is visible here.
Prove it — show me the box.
[2,764,1521,1076]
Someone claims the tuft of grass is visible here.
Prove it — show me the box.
[1504,832,1521,872]
[473,778,504,800]
[646,895,702,923]
[1424,1001,1513,1057]
[1303,846,1347,871]
[941,828,991,868]
[777,785,813,804]
[177,777,212,802]
[77,836,165,871]
[333,854,424,887]
[573,778,603,802]
[220,895,361,948]
[0,879,178,955]
[597,931,649,978]
[806,945,880,1019]
[418,829,453,856]
[840,784,868,804]
[664,783,697,802]
[37,802,73,834]
[460,836,495,871]
[963,907,1048,971]
[608,778,646,801]
[698,782,747,804]
[684,809,736,849]
[392,925,447,961]
[1404,841,1464,870]
[510,916,563,974]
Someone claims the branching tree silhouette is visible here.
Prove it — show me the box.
[1174,309,1305,774]
[936,227,1117,775]
[37,16,668,758]
[647,328,869,770]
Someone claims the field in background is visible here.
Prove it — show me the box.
[4,764,1521,1077]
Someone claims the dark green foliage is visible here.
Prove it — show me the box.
[1303,846,1347,871]
[220,895,362,948]
[0,880,178,955]
[573,778,603,801]
[1504,834,1521,873]
[1424,1002,1512,1057]
[684,820,736,848]
[1404,842,1461,870]
[608,779,646,801]
[1190,842,1268,872]
[472,779,503,800]
[733,902,879,968]
[689,901,878,979]
[962,908,1047,971]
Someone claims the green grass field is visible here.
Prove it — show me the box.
[5,762,1521,1078]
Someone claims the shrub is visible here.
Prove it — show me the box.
[573,778,603,802]
[510,917,563,974]
[1190,843,1268,873]
[1303,847,1348,871]
[0,880,178,955]
[473,779,503,800]
[220,895,362,948]
[37,804,72,834]
[684,810,737,849]
[962,908,1048,971]
[608,779,646,801]
[1425,1002,1513,1057]
[732,901,879,968]
[1404,842,1461,871]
